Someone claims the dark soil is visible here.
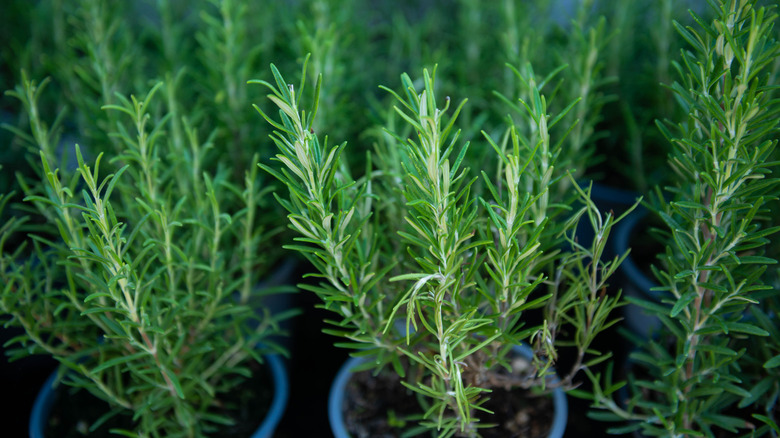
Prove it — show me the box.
[343,366,421,438]
[342,358,555,438]
[45,360,273,437]
[475,386,553,438]
[45,384,135,437]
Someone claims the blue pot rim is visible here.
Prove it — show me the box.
[29,354,288,438]
[328,344,568,438]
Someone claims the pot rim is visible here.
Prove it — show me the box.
[328,343,568,438]
[29,353,289,438]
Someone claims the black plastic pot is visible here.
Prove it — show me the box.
[612,207,663,336]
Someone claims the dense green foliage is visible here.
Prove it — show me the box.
[1,1,296,436]
[586,1,780,436]
[255,53,632,436]
[2,0,777,437]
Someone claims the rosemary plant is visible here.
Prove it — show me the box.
[0,70,292,437]
[596,0,691,192]
[255,56,634,436]
[586,1,780,436]
[1,2,298,434]
[556,1,615,193]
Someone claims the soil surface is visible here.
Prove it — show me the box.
[342,356,555,438]
[475,385,553,438]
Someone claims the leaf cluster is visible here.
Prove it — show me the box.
[0,2,298,436]
[587,1,780,436]
[256,54,635,436]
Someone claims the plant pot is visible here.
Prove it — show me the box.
[612,207,663,337]
[252,257,300,351]
[328,344,568,438]
[29,354,289,438]
[0,326,58,436]
[587,182,641,217]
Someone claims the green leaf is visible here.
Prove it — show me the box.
[738,256,777,264]
[454,333,501,362]
[81,307,130,317]
[725,322,769,336]
[765,354,780,369]
[84,292,113,303]
[671,201,706,210]
[162,367,185,399]
[99,315,128,338]
[670,292,696,317]
[566,388,594,400]
[752,414,780,434]
[91,352,148,374]
[107,429,140,438]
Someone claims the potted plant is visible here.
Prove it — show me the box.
[584,0,780,436]
[253,50,637,436]
[0,63,296,436]
[0,1,300,435]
